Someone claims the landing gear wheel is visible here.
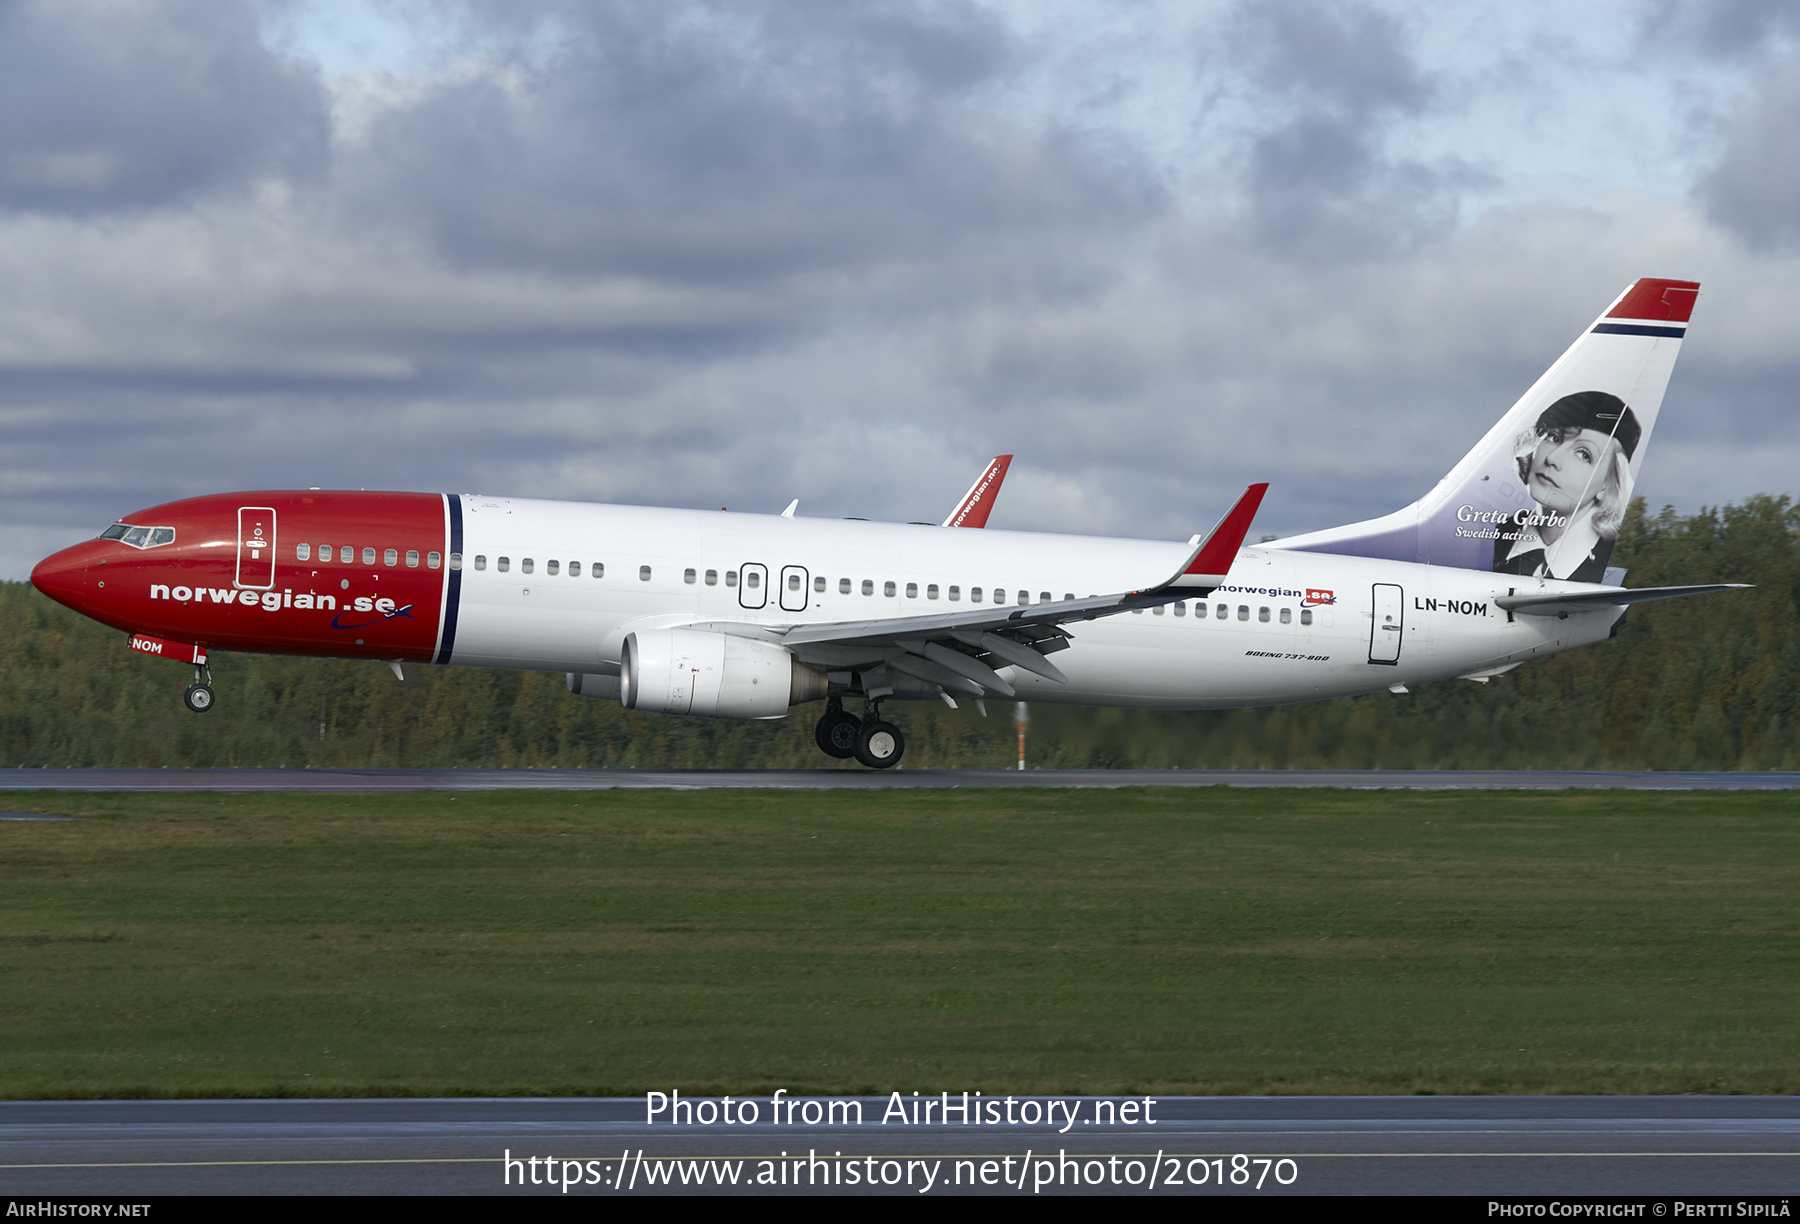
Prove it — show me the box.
[815,706,861,759]
[854,720,904,770]
[183,683,215,714]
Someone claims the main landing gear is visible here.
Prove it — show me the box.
[814,696,905,769]
[183,665,215,714]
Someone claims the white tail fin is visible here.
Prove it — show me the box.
[1280,278,1698,583]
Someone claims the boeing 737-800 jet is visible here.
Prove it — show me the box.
[30,278,1744,767]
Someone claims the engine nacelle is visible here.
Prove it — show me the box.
[565,671,622,701]
[620,628,828,719]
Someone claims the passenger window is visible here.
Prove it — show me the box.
[431,552,445,570]
[971,587,983,602]
[497,556,509,573]
[363,547,376,565]
[594,563,604,578]
[905,582,917,599]
[474,555,487,571]
[1173,602,1186,617]
[1039,592,1051,603]
[1237,605,1249,621]
[787,573,799,591]
[319,545,332,562]
[640,565,652,581]
[862,580,873,596]
[546,560,559,576]
[1017,590,1028,605]
[1300,609,1313,626]
[726,570,737,587]
[1153,604,1165,615]
[384,548,398,567]
[884,581,896,597]
[840,578,851,594]
[406,550,420,568]
[1259,607,1270,622]
[812,575,824,592]
[1280,608,1292,624]
[707,569,719,585]
[949,585,961,601]
[568,560,580,577]
[1064,593,1074,601]
[296,543,311,561]
[927,584,939,600]
[688,569,699,585]
[747,571,759,588]
[521,558,534,574]
[1216,603,1227,619]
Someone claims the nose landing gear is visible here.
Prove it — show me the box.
[183,665,215,714]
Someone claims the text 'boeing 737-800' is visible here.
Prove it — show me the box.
[31,278,1746,768]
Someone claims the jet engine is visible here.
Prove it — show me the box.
[617,628,828,719]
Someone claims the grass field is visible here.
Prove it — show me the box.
[1,787,1796,1098]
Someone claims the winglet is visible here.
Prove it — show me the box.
[943,455,1013,528]
[1156,483,1269,590]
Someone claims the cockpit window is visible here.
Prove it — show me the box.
[100,523,176,549]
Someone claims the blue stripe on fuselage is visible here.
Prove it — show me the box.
[435,494,462,665]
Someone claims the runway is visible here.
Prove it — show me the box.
[2,767,1799,792]
[1,1096,1795,1197]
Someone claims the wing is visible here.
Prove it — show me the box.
[692,484,1269,698]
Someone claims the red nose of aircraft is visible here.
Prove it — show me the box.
[31,540,104,616]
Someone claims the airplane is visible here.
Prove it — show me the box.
[29,278,1746,768]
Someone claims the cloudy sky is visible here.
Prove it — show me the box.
[5,0,1799,577]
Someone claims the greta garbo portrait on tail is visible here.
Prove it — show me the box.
[1491,390,1640,583]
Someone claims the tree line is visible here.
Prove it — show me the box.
[4,496,1796,771]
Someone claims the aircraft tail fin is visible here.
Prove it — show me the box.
[1278,278,1698,584]
[943,455,1013,527]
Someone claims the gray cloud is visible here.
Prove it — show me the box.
[338,0,1153,289]
[1222,0,1480,257]
[0,0,1794,587]
[0,0,327,212]
[1697,63,1800,250]
[1642,0,1800,60]
[1235,0,1432,118]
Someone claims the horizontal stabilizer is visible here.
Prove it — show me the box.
[1495,583,1750,617]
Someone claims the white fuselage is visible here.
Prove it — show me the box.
[448,495,1616,709]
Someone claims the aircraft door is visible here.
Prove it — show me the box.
[779,565,809,612]
[738,562,768,610]
[236,506,277,590]
[1369,583,1403,665]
